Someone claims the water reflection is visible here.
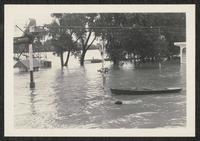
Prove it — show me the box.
[30,90,36,115]
[14,51,186,128]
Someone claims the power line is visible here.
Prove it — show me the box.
[14,24,185,40]
[15,25,26,35]
[36,25,185,30]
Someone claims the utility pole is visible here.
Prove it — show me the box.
[15,20,37,89]
[29,43,35,88]
[29,26,35,89]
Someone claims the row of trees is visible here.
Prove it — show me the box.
[44,13,185,67]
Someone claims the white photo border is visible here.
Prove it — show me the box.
[4,4,195,137]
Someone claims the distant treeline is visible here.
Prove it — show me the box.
[14,13,185,67]
[13,41,100,54]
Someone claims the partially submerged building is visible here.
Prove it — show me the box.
[14,59,40,72]
[14,59,51,72]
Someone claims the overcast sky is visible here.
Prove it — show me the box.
[14,12,53,37]
[13,12,98,45]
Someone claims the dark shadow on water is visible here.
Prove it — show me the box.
[30,90,37,115]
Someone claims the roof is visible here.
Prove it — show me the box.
[14,59,40,69]
[174,42,186,48]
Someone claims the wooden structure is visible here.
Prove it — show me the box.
[14,59,40,72]
[14,59,52,71]
[174,42,186,64]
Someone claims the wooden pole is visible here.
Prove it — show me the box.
[102,40,106,86]
[180,47,183,65]
[29,25,36,89]
[158,27,162,70]
[102,41,104,70]
[29,43,35,89]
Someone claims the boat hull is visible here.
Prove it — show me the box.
[110,88,182,95]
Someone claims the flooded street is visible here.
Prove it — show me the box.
[14,50,186,129]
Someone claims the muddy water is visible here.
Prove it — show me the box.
[14,51,186,128]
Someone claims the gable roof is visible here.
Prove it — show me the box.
[14,59,40,69]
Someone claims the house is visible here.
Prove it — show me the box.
[14,59,40,72]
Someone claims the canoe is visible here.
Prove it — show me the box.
[110,87,182,95]
[91,59,102,63]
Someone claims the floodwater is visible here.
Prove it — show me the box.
[14,50,186,128]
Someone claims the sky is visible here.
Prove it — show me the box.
[13,12,98,45]
[14,12,53,37]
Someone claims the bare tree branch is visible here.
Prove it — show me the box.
[86,35,96,51]
[84,30,92,47]
[80,37,85,49]
[72,31,86,44]
[73,36,81,44]
[70,30,74,36]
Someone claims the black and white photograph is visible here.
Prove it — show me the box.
[4,5,195,136]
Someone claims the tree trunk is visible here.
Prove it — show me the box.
[80,51,86,66]
[113,58,119,67]
[64,50,71,66]
[133,53,136,66]
[60,51,64,67]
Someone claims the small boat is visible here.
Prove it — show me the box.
[110,87,182,95]
[91,59,102,63]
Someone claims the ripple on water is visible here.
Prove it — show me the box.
[14,51,186,129]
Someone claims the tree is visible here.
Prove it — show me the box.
[96,13,128,66]
[48,13,185,67]
[47,21,65,67]
[130,13,185,57]
[47,19,78,67]
[96,13,185,67]
[51,13,99,66]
